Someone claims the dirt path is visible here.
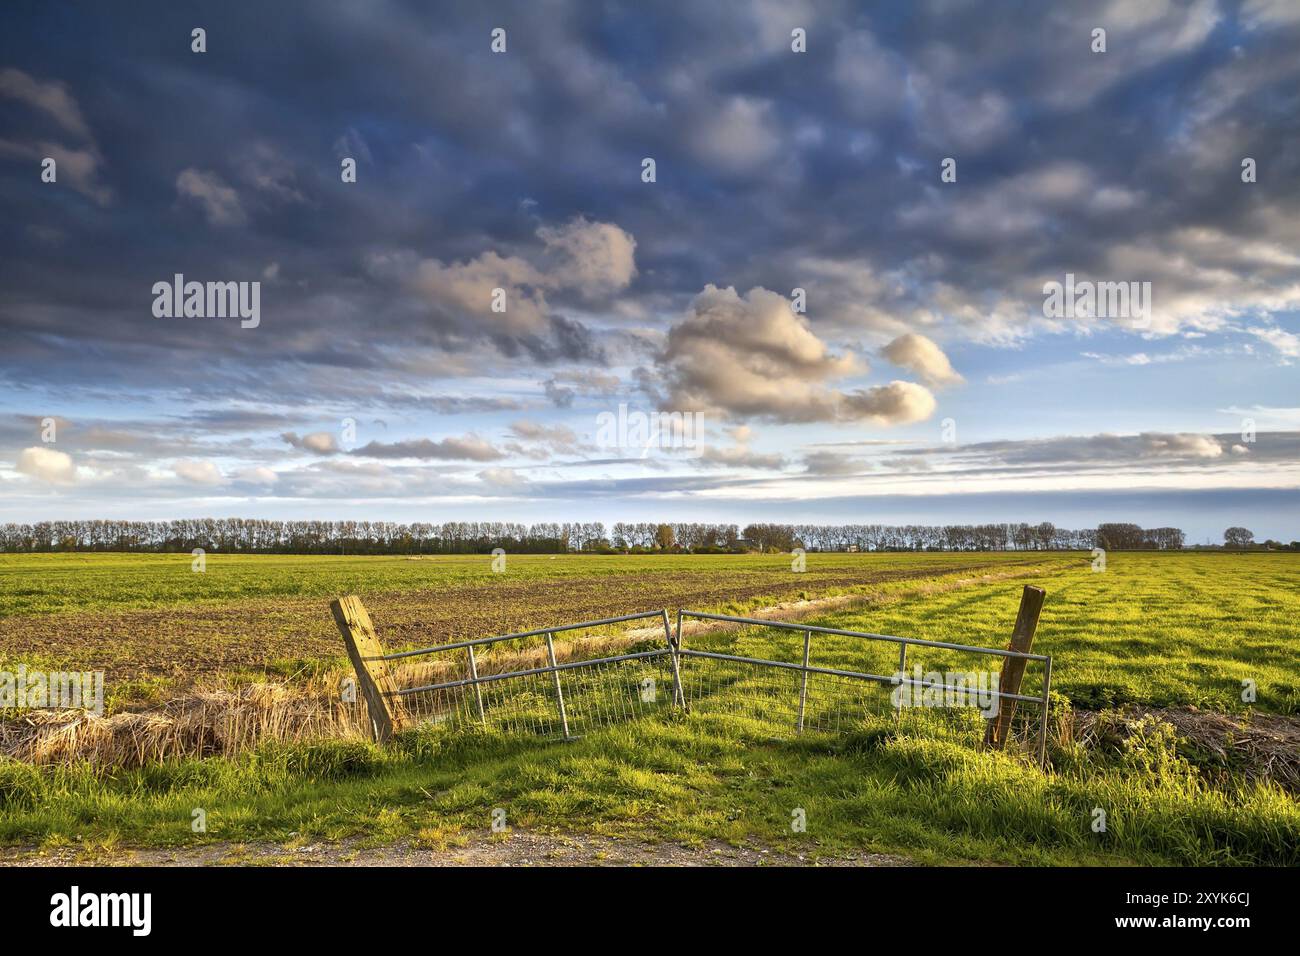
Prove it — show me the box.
[0,831,913,867]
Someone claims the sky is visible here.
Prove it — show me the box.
[1,0,1297,544]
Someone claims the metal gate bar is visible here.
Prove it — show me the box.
[396,647,671,696]
[375,610,670,661]
[673,648,1044,704]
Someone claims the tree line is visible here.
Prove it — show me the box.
[0,518,1208,554]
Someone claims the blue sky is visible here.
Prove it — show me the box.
[1,0,1297,543]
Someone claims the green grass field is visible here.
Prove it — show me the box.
[1,550,1297,865]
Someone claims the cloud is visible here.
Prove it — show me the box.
[543,370,622,407]
[697,444,785,470]
[880,333,964,388]
[1241,0,1300,27]
[173,459,225,484]
[659,285,936,426]
[694,425,784,469]
[507,420,583,456]
[840,382,938,426]
[3,1,1299,528]
[1246,325,1300,359]
[412,250,549,335]
[281,431,341,455]
[0,68,109,204]
[0,68,92,139]
[241,143,307,204]
[912,78,1015,152]
[351,435,504,461]
[333,127,373,164]
[477,467,529,489]
[833,31,908,120]
[0,139,111,204]
[176,168,247,227]
[15,446,76,484]
[945,432,1230,466]
[686,96,783,174]
[802,451,866,476]
[233,466,279,484]
[537,217,637,296]
[405,217,637,341]
[659,285,855,422]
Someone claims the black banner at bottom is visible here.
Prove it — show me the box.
[0,864,1282,942]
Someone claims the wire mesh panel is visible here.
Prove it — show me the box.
[399,654,680,739]
[379,611,680,741]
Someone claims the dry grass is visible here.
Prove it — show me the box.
[0,681,369,768]
[1071,705,1300,792]
[0,631,649,769]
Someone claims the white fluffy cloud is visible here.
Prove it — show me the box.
[16,446,76,484]
[660,285,936,426]
[281,431,341,455]
[840,381,938,426]
[173,459,225,484]
[881,333,964,388]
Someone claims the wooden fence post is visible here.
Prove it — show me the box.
[330,595,407,742]
[983,585,1046,751]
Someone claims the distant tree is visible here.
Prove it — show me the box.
[1097,522,1143,550]
[1034,521,1056,550]
[0,518,1186,555]
[742,523,799,551]
[654,523,675,551]
[1224,527,1255,549]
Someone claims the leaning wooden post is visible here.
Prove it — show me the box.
[331,595,408,742]
[983,585,1046,751]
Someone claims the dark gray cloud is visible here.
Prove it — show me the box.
[3,0,1297,407]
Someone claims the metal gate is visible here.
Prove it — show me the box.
[673,610,1053,765]
[338,601,1053,766]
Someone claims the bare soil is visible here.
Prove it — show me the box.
[1,559,1045,690]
